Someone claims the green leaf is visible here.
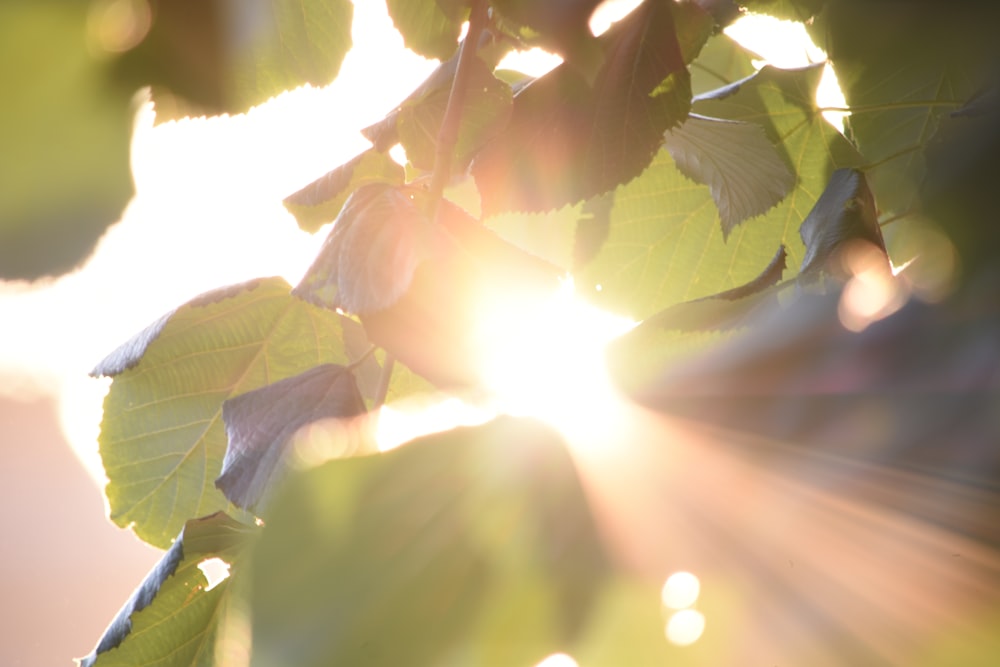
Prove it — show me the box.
[580,64,863,320]
[396,56,513,172]
[689,31,757,97]
[386,0,468,61]
[92,277,349,548]
[81,513,257,667]
[246,416,609,667]
[809,3,995,219]
[0,2,133,280]
[140,0,354,119]
[664,114,794,237]
[472,0,707,214]
[283,150,406,233]
[217,364,370,510]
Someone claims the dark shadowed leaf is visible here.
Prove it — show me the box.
[386,0,468,60]
[472,0,710,214]
[491,0,606,79]
[245,416,609,667]
[807,2,1000,219]
[92,277,349,548]
[0,3,134,280]
[664,114,794,237]
[80,513,256,667]
[283,150,405,233]
[799,168,883,277]
[217,364,370,510]
[293,184,446,314]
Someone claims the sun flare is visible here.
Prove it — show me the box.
[473,277,635,449]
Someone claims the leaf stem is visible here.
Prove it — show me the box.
[818,100,961,115]
[426,0,490,220]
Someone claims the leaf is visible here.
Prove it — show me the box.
[293,184,445,315]
[245,416,609,667]
[490,0,606,79]
[808,3,997,219]
[798,168,883,277]
[664,114,794,237]
[283,150,406,233]
[143,0,354,119]
[0,3,134,280]
[80,513,256,667]
[606,246,787,395]
[217,364,370,510]
[471,0,709,214]
[92,277,349,548]
[397,56,513,172]
[689,31,758,97]
[579,62,864,320]
[385,0,468,60]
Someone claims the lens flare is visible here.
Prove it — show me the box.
[473,277,635,452]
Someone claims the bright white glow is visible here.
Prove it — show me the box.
[534,653,580,667]
[474,277,635,450]
[375,397,494,452]
[837,241,908,332]
[726,14,849,131]
[497,48,563,78]
[197,557,231,592]
[665,609,706,646]
[661,571,701,610]
[590,0,643,36]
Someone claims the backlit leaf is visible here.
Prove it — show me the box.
[246,417,609,667]
[809,3,998,219]
[580,62,863,320]
[81,513,256,667]
[664,114,794,237]
[92,277,348,548]
[283,150,405,233]
[386,0,468,61]
[396,56,513,172]
[217,364,370,510]
[472,0,708,214]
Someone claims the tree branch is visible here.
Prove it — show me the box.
[426,0,490,220]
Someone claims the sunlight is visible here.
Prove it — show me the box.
[197,557,231,592]
[665,608,706,646]
[726,13,849,130]
[661,570,701,610]
[374,396,494,452]
[473,277,635,453]
[837,241,908,332]
[534,653,579,667]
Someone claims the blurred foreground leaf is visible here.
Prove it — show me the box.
[0,2,133,280]
[247,416,609,667]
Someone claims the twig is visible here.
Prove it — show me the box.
[426,0,490,220]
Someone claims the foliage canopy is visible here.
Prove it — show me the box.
[10,0,994,664]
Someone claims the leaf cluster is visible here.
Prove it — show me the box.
[76,1,1000,665]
